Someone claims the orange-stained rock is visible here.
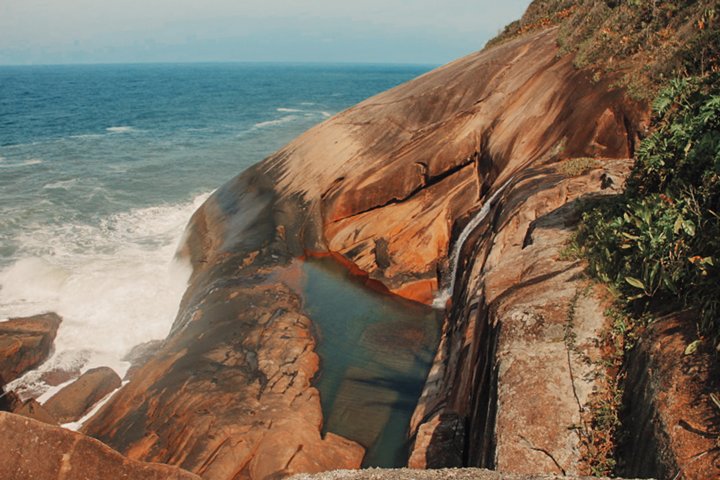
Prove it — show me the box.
[181,28,645,306]
[12,398,58,425]
[83,25,649,480]
[83,267,364,480]
[44,366,122,424]
[409,158,636,474]
[391,279,439,305]
[621,313,720,480]
[0,411,200,480]
[0,313,61,384]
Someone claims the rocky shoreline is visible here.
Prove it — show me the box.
[1,13,718,480]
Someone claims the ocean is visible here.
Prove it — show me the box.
[0,62,431,399]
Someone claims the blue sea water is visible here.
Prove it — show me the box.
[0,63,431,398]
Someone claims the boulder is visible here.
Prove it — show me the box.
[12,398,57,425]
[0,313,61,383]
[44,366,122,424]
[40,367,82,386]
[0,411,201,480]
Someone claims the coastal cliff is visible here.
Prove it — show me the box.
[78,26,644,478]
[73,2,719,480]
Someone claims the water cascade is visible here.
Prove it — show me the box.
[432,178,513,308]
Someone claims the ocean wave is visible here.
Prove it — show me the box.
[253,115,298,129]
[0,192,211,399]
[320,111,332,118]
[0,158,43,168]
[42,178,78,190]
[276,108,302,113]
[68,133,105,140]
[106,126,135,134]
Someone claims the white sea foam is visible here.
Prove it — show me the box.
[0,158,43,168]
[106,126,135,133]
[68,133,104,140]
[320,111,332,118]
[43,178,79,190]
[254,115,298,129]
[0,193,210,399]
[276,107,302,113]
[61,381,127,431]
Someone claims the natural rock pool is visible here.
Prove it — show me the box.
[301,258,440,467]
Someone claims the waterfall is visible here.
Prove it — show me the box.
[432,178,513,309]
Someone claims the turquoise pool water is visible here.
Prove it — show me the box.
[301,258,440,467]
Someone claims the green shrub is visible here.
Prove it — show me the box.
[487,0,720,99]
[577,73,720,337]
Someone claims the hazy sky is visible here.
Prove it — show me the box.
[0,1,531,65]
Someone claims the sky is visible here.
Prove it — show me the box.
[0,1,531,66]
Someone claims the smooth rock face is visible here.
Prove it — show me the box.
[83,262,364,480]
[409,159,635,474]
[0,312,61,385]
[0,411,201,480]
[44,366,122,424]
[182,28,644,303]
[83,26,647,479]
[621,313,720,480]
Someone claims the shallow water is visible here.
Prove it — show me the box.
[301,258,440,467]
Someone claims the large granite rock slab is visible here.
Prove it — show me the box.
[82,24,646,479]
[44,366,122,423]
[0,312,61,384]
[0,411,201,480]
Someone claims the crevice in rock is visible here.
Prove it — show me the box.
[464,298,500,468]
[563,289,588,434]
[521,222,535,249]
[415,162,429,187]
[283,444,304,470]
[329,156,478,224]
[519,434,567,476]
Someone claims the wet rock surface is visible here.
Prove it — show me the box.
[44,366,122,424]
[409,159,635,474]
[0,312,61,384]
[0,411,200,480]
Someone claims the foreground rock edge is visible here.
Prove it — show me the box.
[289,467,643,480]
[0,411,200,480]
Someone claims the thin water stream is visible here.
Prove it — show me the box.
[301,258,440,467]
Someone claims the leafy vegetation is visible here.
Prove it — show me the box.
[576,74,720,338]
[487,2,720,475]
[487,0,720,99]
